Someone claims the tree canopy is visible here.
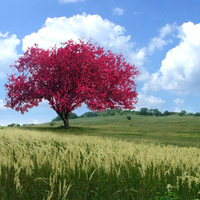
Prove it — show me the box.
[4,39,139,127]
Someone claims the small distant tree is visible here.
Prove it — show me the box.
[169,111,177,115]
[49,122,55,126]
[127,116,131,120]
[153,109,162,117]
[179,110,187,117]
[8,123,16,127]
[139,107,148,116]
[86,112,94,117]
[186,112,194,116]
[163,110,171,116]
[194,112,200,116]
[148,109,154,117]
[5,39,139,128]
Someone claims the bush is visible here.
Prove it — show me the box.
[8,123,16,127]
[49,122,55,126]
[127,116,131,120]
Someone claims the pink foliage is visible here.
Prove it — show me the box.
[5,39,139,120]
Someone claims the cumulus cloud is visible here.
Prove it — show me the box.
[174,98,184,105]
[22,13,131,52]
[0,32,20,78]
[113,7,124,16]
[135,93,165,110]
[59,0,83,3]
[136,23,177,82]
[143,22,200,94]
[22,13,148,80]
[147,23,177,54]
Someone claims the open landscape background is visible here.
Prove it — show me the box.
[1,1,200,198]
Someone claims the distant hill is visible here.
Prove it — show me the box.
[52,113,79,121]
[51,109,138,122]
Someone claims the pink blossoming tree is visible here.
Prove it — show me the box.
[5,39,139,127]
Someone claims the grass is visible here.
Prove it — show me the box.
[26,114,200,147]
[1,128,200,199]
[1,114,200,199]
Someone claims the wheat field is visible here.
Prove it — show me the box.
[0,128,200,199]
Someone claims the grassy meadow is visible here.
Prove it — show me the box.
[1,114,200,199]
[28,114,200,147]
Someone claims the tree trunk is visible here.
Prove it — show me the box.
[57,112,70,128]
[63,115,69,127]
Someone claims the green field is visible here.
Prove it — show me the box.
[1,114,200,199]
[26,114,200,147]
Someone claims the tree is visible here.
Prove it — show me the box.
[148,109,154,117]
[127,116,131,120]
[49,122,55,126]
[4,39,139,128]
[86,112,95,117]
[153,108,162,117]
[163,110,171,116]
[179,110,187,117]
[139,107,148,116]
[194,112,200,116]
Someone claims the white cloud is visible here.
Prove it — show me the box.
[174,98,184,105]
[33,119,39,124]
[0,99,9,111]
[22,13,147,80]
[136,24,177,82]
[143,22,200,94]
[148,23,176,54]
[113,7,124,16]
[0,32,20,78]
[59,0,83,3]
[22,13,130,52]
[135,93,165,110]
[160,23,176,38]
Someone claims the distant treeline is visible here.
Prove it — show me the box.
[51,109,136,121]
[135,108,200,117]
[51,108,200,121]
[4,108,200,127]
[7,123,35,127]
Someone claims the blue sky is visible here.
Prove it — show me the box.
[1,0,200,126]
